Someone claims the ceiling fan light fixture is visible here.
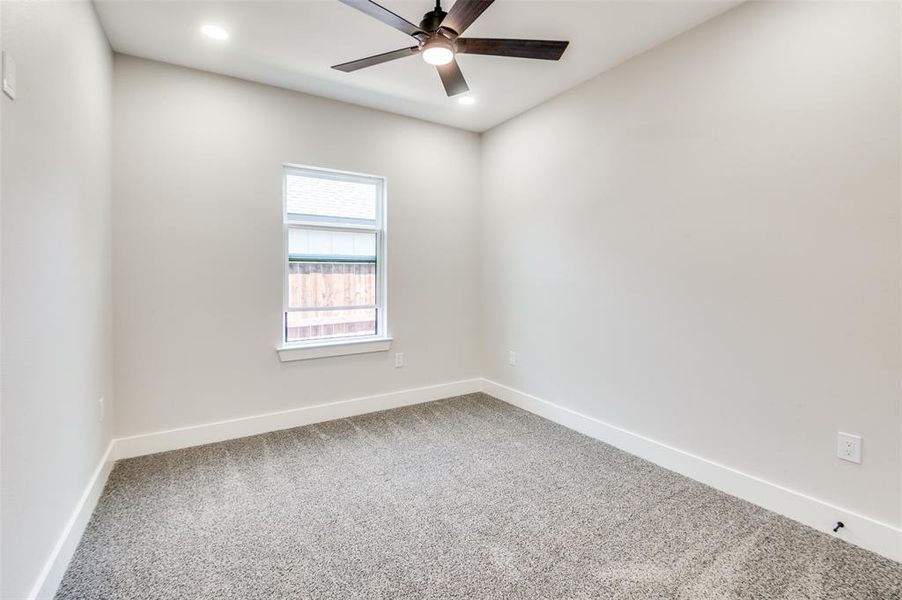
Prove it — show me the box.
[421,37,454,66]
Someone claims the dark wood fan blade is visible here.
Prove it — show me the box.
[457,38,569,60]
[436,58,469,96]
[338,0,425,38]
[440,0,494,36]
[332,47,420,72]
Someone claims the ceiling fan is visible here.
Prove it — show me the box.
[332,0,570,97]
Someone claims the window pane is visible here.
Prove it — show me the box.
[286,308,376,342]
[282,167,384,345]
[288,228,375,261]
[288,261,376,309]
[286,172,377,221]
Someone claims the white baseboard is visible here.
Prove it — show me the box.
[114,378,482,460]
[29,440,116,600]
[480,378,902,563]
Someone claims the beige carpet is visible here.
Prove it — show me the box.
[57,393,901,599]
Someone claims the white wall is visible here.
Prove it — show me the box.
[0,1,113,598]
[112,55,481,437]
[481,0,901,528]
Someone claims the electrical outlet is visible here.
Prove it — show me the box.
[836,432,861,464]
[98,396,105,423]
[394,352,404,368]
[508,350,517,367]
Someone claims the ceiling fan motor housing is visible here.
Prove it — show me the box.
[419,7,448,34]
[420,34,455,53]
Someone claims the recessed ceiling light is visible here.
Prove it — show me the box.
[201,24,229,40]
[458,95,476,106]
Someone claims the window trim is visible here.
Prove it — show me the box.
[276,335,393,362]
[277,163,390,361]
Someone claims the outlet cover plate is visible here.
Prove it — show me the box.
[836,432,861,464]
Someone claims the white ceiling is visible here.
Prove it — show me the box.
[94,0,741,132]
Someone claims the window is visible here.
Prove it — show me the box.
[280,165,388,359]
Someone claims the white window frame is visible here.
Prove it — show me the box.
[276,163,391,362]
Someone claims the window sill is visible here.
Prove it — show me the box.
[276,336,393,362]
